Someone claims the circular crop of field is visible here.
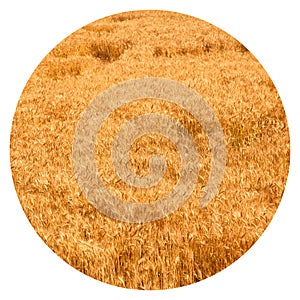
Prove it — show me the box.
[10,10,290,289]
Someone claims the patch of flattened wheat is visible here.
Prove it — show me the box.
[110,12,142,22]
[90,40,133,62]
[153,39,249,58]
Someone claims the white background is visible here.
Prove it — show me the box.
[1,0,299,299]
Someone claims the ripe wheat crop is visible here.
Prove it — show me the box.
[10,10,289,289]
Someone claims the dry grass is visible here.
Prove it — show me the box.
[10,10,289,290]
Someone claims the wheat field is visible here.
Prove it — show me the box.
[10,10,289,289]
